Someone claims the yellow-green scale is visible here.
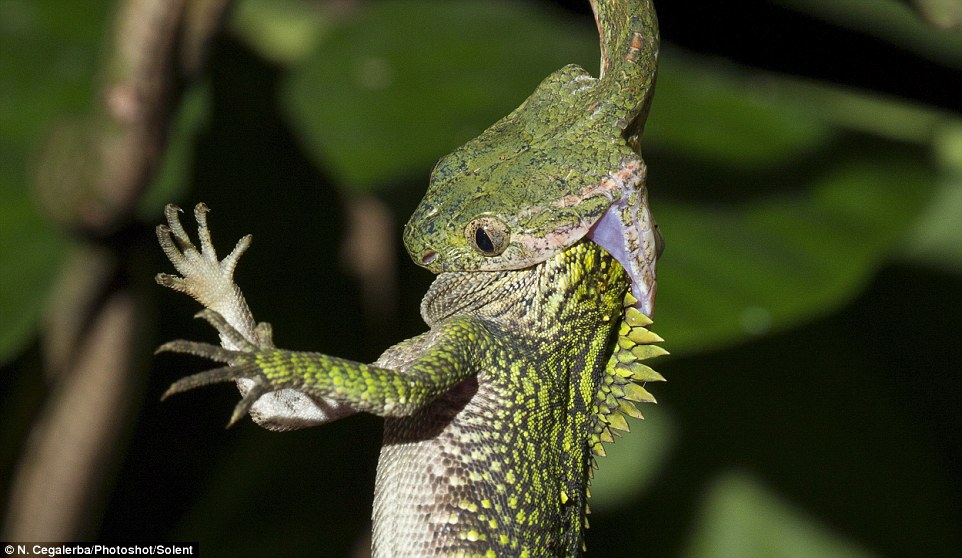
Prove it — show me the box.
[371,240,647,556]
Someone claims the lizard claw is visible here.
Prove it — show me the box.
[158,308,281,426]
[161,358,273,430]
[160,339,281,428]
[161,364,245,400]
[155,203,252,307]
[155,338,242,362]
[158,330,272,427]
[253,321,275,350]
[155,271,189,293]
[158,203,248,265]
[195,309,259,351]
[228,380,274,428]
[155,309,258,359]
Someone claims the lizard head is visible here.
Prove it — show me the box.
[404,0,662,314]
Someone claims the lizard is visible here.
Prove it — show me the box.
[155,0,665,555]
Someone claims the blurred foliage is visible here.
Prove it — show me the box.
[0,0,108,360]
[283,0,599,189]
[684,471,876,558]
[774,0,962,66]
[1,0,960,557]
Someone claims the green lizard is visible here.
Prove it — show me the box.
[156,0,665,555]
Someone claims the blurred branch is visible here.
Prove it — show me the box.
[3,279,143,539]
[341,195,397,333]
[34,0,231,234]
[4,0,232,541]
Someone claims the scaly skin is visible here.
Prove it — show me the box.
[372,242,664,556]
[157,1,663,555]
[161,236,663,555]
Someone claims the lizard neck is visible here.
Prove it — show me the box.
[420,239,629,333]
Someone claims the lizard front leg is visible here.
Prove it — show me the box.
[156,203,356,429]
[159,308,488,426]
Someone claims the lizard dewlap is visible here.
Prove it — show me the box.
[156,0,665,556]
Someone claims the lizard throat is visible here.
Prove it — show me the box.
[586,199,658,316]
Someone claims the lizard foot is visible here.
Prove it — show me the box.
[158,309,277,427]
[156,203,250,299]
[156,205,358,428]
[156,204,258,343]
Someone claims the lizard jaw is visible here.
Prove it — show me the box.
[587,197,658,317]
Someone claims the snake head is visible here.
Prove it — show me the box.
[403,0,661,315]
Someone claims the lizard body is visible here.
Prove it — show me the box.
[157,1,664,555]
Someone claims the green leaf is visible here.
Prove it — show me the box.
[744,72,956,145]
[637,53,945,353]
[0,198,67,363]
[646,54,833,170]
[230,0,331,65]
[911,0,962,29]
[685,471,876,558]
[654,155,934,353]
[283,0,598,191]
[900,121,962,271]
[0,0,110,362]
[589,404,676,512]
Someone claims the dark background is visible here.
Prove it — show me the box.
[2,1,960,556]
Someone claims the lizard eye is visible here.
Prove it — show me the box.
[653,222,665,258]
[466,216,510,257]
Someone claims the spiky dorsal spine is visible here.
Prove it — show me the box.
[589,292,667,461]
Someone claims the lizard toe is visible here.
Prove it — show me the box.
[195,309,257,351]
